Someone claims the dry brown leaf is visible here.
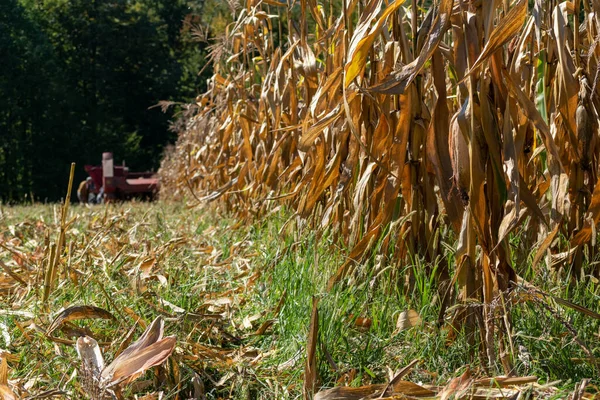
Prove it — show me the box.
[0,260,27,288]
[75,316,177,394]
[532,225,560,269]
[314,380,434,400]
[0,384,17,400]
[475,376,538,387]
[572,175,600,246]
[369,0,453,94]
[104,336,176,387]
[353,317,372,330]
[47,305,115,336]
[101,316,166,383]
[136,392,162,400]
[465,0,528,78]
[439,367,472,400]
[0,357,7,386]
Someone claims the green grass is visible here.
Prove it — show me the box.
[0,202,598,398]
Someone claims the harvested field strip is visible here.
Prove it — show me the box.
[0,203,598,398]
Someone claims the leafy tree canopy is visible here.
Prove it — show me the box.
[0,0,227,202]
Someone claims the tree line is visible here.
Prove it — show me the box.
[0,0,233,202]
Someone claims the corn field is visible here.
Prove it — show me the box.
[160,0,600,373]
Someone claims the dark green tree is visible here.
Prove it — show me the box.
[1,0,211,201]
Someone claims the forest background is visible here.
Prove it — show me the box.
[0,0,235,202]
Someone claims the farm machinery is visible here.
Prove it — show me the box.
[84,152,159,202]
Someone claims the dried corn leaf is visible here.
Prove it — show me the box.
[104,336,176,387]
[475,376,538,387]
[0,260,27,287]
[466,0,528,77]
[439,367,472,400]
[572,176,600,245]
[101,316,173,385]
[344,0,406,86]
[47,305,115,336]
[314,380,434,400]
[369,0,453,94]
[0,384,16,400]
[532,224,560,269]
[0,358,7,385]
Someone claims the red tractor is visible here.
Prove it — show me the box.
[84,152,159,202]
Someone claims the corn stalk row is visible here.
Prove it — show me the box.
[159,0,600,371]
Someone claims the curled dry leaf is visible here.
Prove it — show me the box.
[369,0,453,94]
[101,317,175,386]
[47,305,115,336]
[465,0,528,78]
[104,335,176,387]
[76,317,176,393]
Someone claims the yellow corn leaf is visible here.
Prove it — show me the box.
[344,0,406,87]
